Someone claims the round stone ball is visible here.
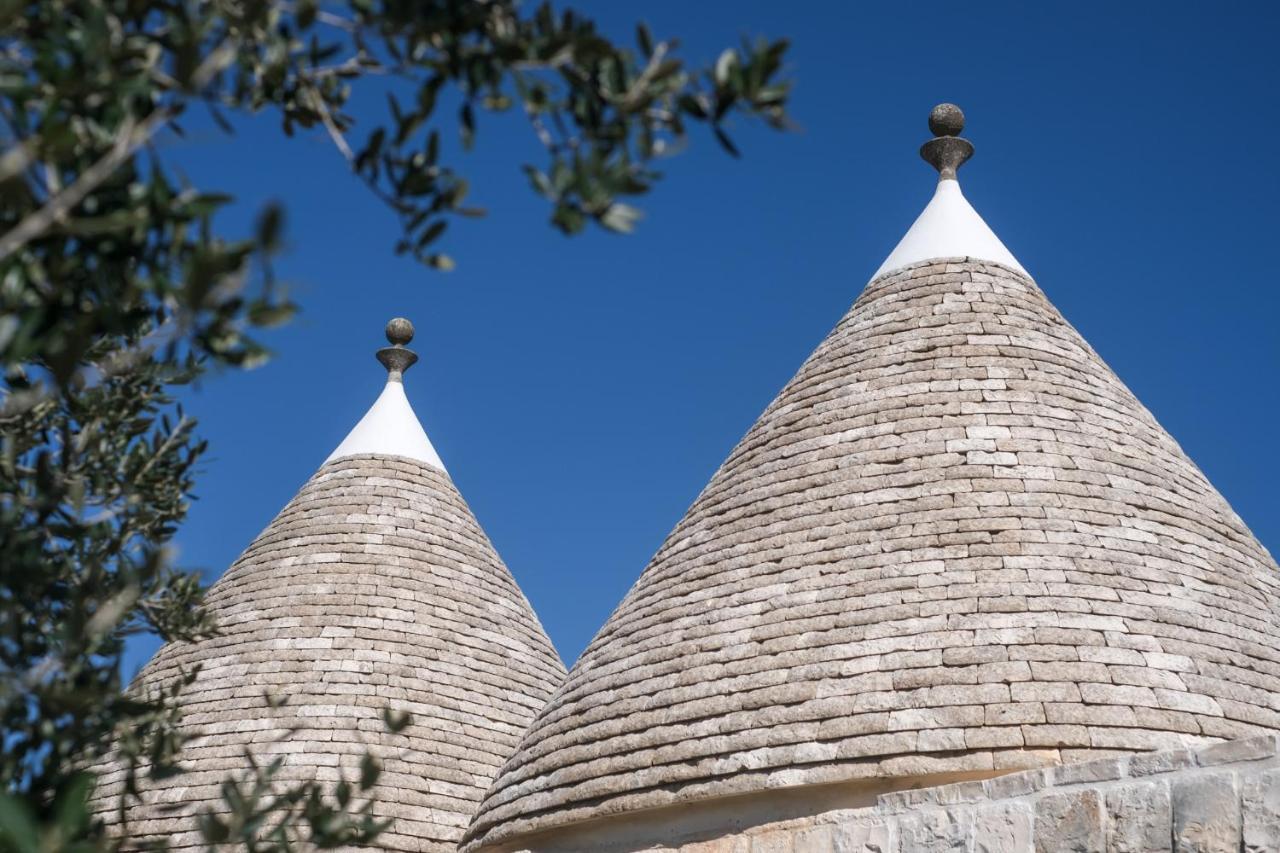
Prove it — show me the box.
[385,317,415,346]
[928,103,965,137]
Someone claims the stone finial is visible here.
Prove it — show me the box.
[377,316,419,381]
[386,317,414,346]
[920,103,974,180]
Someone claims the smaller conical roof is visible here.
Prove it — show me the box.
[95,319,565,853]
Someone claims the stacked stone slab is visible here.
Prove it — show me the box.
[464,119,1280,848]
[95,343,565,852]
[527,734,1280,852]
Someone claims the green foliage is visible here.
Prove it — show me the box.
[192,698,409,852]
[0,0,791,849]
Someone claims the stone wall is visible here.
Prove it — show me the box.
[648,735,1280,852]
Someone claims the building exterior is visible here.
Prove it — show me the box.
[100,106,1280,852]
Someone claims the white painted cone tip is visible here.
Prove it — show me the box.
[872,178,1026,280]
[326,379,447,471]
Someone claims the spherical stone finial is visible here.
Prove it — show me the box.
[928,103,965,137]
[378,317,419,379]
[386,317,414,346]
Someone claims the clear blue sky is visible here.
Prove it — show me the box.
[126,1,1279,672]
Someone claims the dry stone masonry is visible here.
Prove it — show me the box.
[95,455,565,852]
[623,734,1280,852]
[465,254,1280,850]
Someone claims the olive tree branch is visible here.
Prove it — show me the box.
[0,40,236,261]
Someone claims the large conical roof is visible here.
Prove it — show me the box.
[464,108,1280,849]
[96,320,565,852]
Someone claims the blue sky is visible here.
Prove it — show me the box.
[127,1,1279,671]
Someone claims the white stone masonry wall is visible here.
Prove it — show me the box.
[663,734,1280,852]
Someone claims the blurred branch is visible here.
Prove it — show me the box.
[0,40,236,261]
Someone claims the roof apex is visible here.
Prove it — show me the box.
[326,378,446,470]
[872,177,1025,279]
[326,317,446,470]
[873,105,1025,280]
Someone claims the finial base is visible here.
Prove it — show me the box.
[378,346,419,381]
[921,136,974,180]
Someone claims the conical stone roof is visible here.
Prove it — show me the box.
[464,109,1280,849]
[96,321,565,852]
